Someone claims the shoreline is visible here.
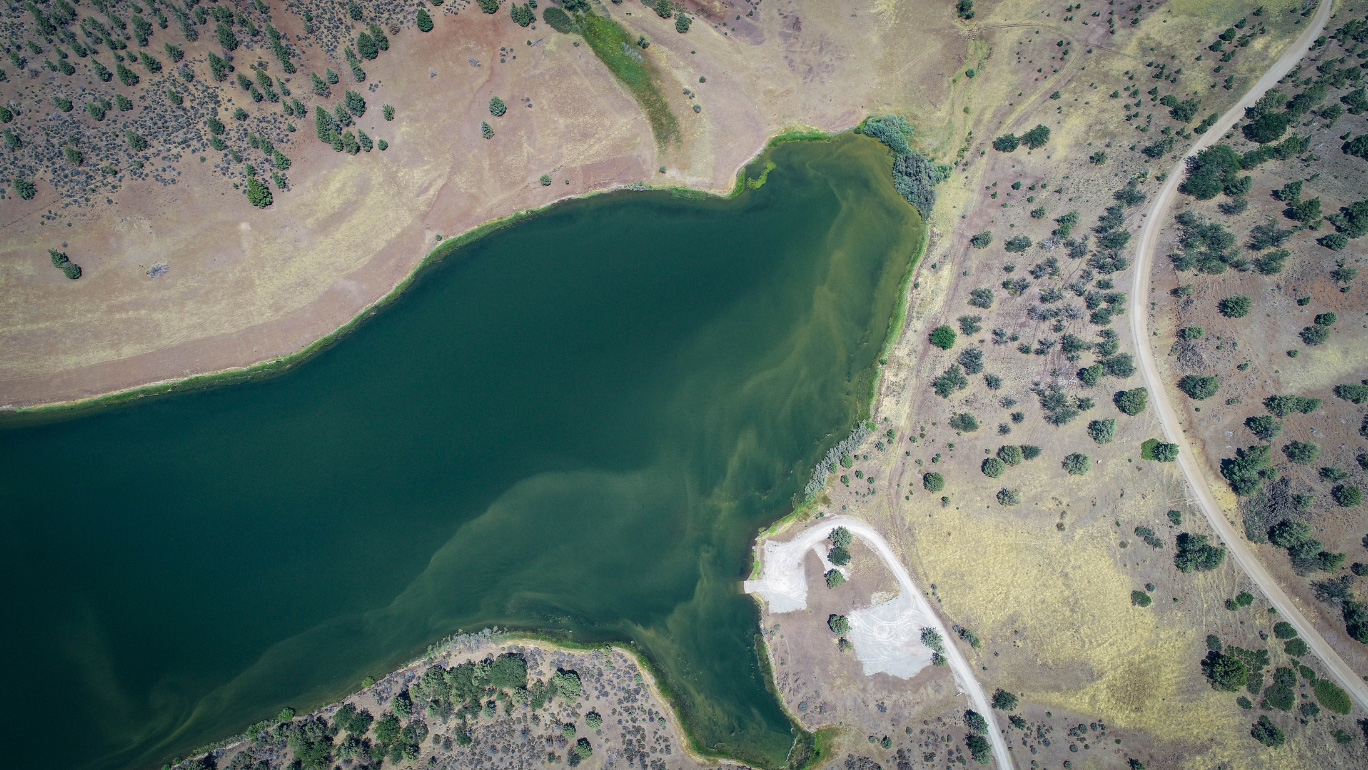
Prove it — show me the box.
[0,124,840,425]
[179,630,733,770]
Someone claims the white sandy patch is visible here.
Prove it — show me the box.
[747,517,1013,770]
[848,592,935,678]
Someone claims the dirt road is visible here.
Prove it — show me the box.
[1127,0,1368,712]
[747,517,1015,770]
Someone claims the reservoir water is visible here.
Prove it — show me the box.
[0,134,923,770]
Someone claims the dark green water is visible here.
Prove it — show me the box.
[0,135,922,770]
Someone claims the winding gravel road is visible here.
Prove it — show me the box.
[1127,0,1368,712]
[748,517,1015,770]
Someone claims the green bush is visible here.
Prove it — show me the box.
[1131,590,1153,607]
[965,734,989,765]
[1062,453,1090,475]
[1284,638,1308,656]
[827,614,850,634]
[481,121,494,139]
[1175,532,1225,572]
[1021,125,1050,149]
[1281,440,1319,465]
[996,488,1020,506]
[1087,419,1116,444]
[827,545,850,566]
[949,412,979,432]
[825,569,846,589]
[1244,415,1282,441]
[929,325,956,350]
[416,9,434,31]
[981,457,1006,478]
[970,231,992,248]
[992,133,1019,152]
[1333,484,1362,507]
[544,7,575,32]
[1312,679,1351,714]
[932,365,968,398]
[1334,383,1368,404]
[1217,295,1251,318]
[1201,649,1248,691]
[997,445,1023,466]
[1004,235,1032,253]
[511,3,535,27]
[675,14,692,32]
[1177,375,1219,400]
[991,689,1017,710]
[13,177,35,199]
[1151,442,1179,462]
[1300,325,1329,345]
[489,96,507,117]
[1264,395,1320,415]
[1114,387,1148,415]
[922,472,944,491]
[345,90,366,117]
[1250,716,1284,748]
[246,176,273,208]
[1020,445,1041,460]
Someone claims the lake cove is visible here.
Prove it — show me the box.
[0,134,923,770]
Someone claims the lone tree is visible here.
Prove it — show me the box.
[1062,453,1090,475]
[246,176,273,208]
[1178,375,1219,400]
[1175,532,1225,572]
[1087,418,1116,444]
[1201,649,1248,691]
[1218,295,1251,318]
[489,96,507,117]
[1250,716,1285,748]
[923,472,945,491]
[1021,124,1051,149]
[929,325,957,350]
[992,133,1020,152]
[991,689,1018,710]
[827,614,850,634]
[416,9,434,32]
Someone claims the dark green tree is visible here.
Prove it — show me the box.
[929,325,957,350]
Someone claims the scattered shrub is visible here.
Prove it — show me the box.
[1175,532,1225,572]
[1217,295,1251,318]
[929,325,957,350]
[1114,388,1148,415]
[1062,453,1090,475]
[1178,375,1219,400]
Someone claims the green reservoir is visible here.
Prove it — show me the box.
[0,135,923,770]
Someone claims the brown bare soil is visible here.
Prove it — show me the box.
[0,0,968,407]
[754,0,1368,766]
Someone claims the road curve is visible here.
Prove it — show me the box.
[1127,0,1368,711]
[749,517,1015,770]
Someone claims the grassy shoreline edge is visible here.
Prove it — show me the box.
[0,125,839,426]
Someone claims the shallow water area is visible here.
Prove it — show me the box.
[0,134,923,770]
